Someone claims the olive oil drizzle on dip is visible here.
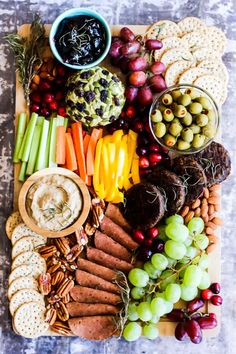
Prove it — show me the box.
[26,175,82,231]
[54,15,107,65]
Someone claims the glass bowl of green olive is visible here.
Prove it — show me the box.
[149,84,220,154]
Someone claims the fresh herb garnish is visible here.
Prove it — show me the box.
[5,13,46,105]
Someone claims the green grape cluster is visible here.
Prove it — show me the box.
[123,215,212,342]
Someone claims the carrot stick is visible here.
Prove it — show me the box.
[65,132,77,171]
[83,134,90,156]
[56,126,66,165]
[67,128,72,134]
[87,175,92,186]
[71,122,88,183]
[86,128,103,176]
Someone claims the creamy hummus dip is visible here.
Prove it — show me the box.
[26,174,82,231]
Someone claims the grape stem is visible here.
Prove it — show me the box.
[148,251,204,294]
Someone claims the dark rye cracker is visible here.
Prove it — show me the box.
[172,156,207,205]
[147,168,185,216]
[193,141,231,187]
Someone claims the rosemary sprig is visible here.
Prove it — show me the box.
[5,13,46,105]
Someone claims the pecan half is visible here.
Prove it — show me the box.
[57,277,74,298]
[51,270,65,286]
[39,273,51,295]
[84,221,96,236]
[39,245,57,258]
[75,227,88,246]
[51,321,71,336]
[45,307,57,325]
[61,293,71,304]
[54,238,70,256]
[55,301,69,322]
[47,261,61,274]
[66,244,83,262]
[47,291,60,304]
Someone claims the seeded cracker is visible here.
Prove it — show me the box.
[9,263,45,284]
[165,60,194,87]
[11,250,46,270]
[5,211,23,240]
[178,67,209,85]
[160,48,193,68]
[8,276,38,300]
[146,20,182,40]
[12,236,45,259]
[178,17,206,36]
[154,37,188,61]
[194,75,227,105]
[10,289,44,316]
[11,223,47,246]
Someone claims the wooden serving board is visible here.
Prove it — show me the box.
[13,24,221,337]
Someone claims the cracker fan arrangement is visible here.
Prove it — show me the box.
[5,11,231,343]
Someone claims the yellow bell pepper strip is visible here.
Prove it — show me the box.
[105,142,118,201]
[111,129,124,143]
[112,190,124,203]
[93,138,106,199]
[100,143,110,197]
[131,152,140,184]
[124,130,138,190]
[117,135,127,189]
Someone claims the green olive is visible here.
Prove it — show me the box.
[173,118,180,123]
[177,139,191,150]
[163,108,174,122]
[182,112,192,126]
[162,93,173,105]
[151,109,163,123]
[192,134,205,148]
[154,122,166,138]
[185,88,199,99]
[189,124,201,134]
[169,122,182,136]
[164,133,176,147]
[181,128,194,142]
[189,102,203,114]
[201,124,216,138]
[177,94,191,106]
[207,110,216,125]
[196,114,208,127]
[174,104,187,118]
[172,90,182,101]
[159,104,166,112]
[195,96,212,110]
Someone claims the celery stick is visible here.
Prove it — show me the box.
[45,119,53,168]
[26,125,41,175]
[18,124,29,160]
[64,118,68,129]
[48,118,58,167]
[35,119,49,171]
[37,116,45,126]
[22,113,38,162]
[19,161,27,182]
[56,116,64,126]
[13,113,27,163]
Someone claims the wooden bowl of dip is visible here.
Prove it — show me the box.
[18,167,91,238]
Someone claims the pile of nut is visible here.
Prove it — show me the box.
[180,184,222,253]
[38,198,105,335]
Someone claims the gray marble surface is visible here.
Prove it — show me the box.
[0,0,236,353]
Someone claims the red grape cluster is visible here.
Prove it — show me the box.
[109,27,167,107]
[30,63,71,117]
[168,296,219,344]
[133,227,165,261]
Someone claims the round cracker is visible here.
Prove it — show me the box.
[10,289,44,316]
[12,236,45,259]
[12,251,46,270]
[203,26,227,54]
[11,223,47,246]
[146,20,182,40]
[178,67,208,85]
[8,276,38,300]
[181,30,208,51]
[14,302,49,338]
[178,17,206,36]
[197,59,229,82]
[154,36,188,61]
[160,48,193,68]
[194,74,227,105]
[165,60,195,87]
[5,211,23,240]
[192,47,222,62]
[9,263,46,284]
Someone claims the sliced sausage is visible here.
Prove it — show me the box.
[77,258,117,282]
[66,302,120,317]
[75,269,120,294]
[105,203,132,232]
[68,316,118,340]
[87,247,133,273]
[70,286,121,305]
[94,230,132,262]
[100,216,138,251]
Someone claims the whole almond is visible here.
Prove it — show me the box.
[201,198,208,205]
[184,211,194,224]
[212,217,223,225]
[201,204,208,217]
[206,221,217,230]
[180,206,189,218]
[202,215,209,223]
[206,227,214,235]
[208,197,219,205]
[208,205,215,215]
[214,204,220,212]
[203,188,210,199]
[194,207,201,217]
[207,243,217,253]
[191,199,200,209]
[209,191,219,198]
[208,234,219,244]
[210,184,220,191]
